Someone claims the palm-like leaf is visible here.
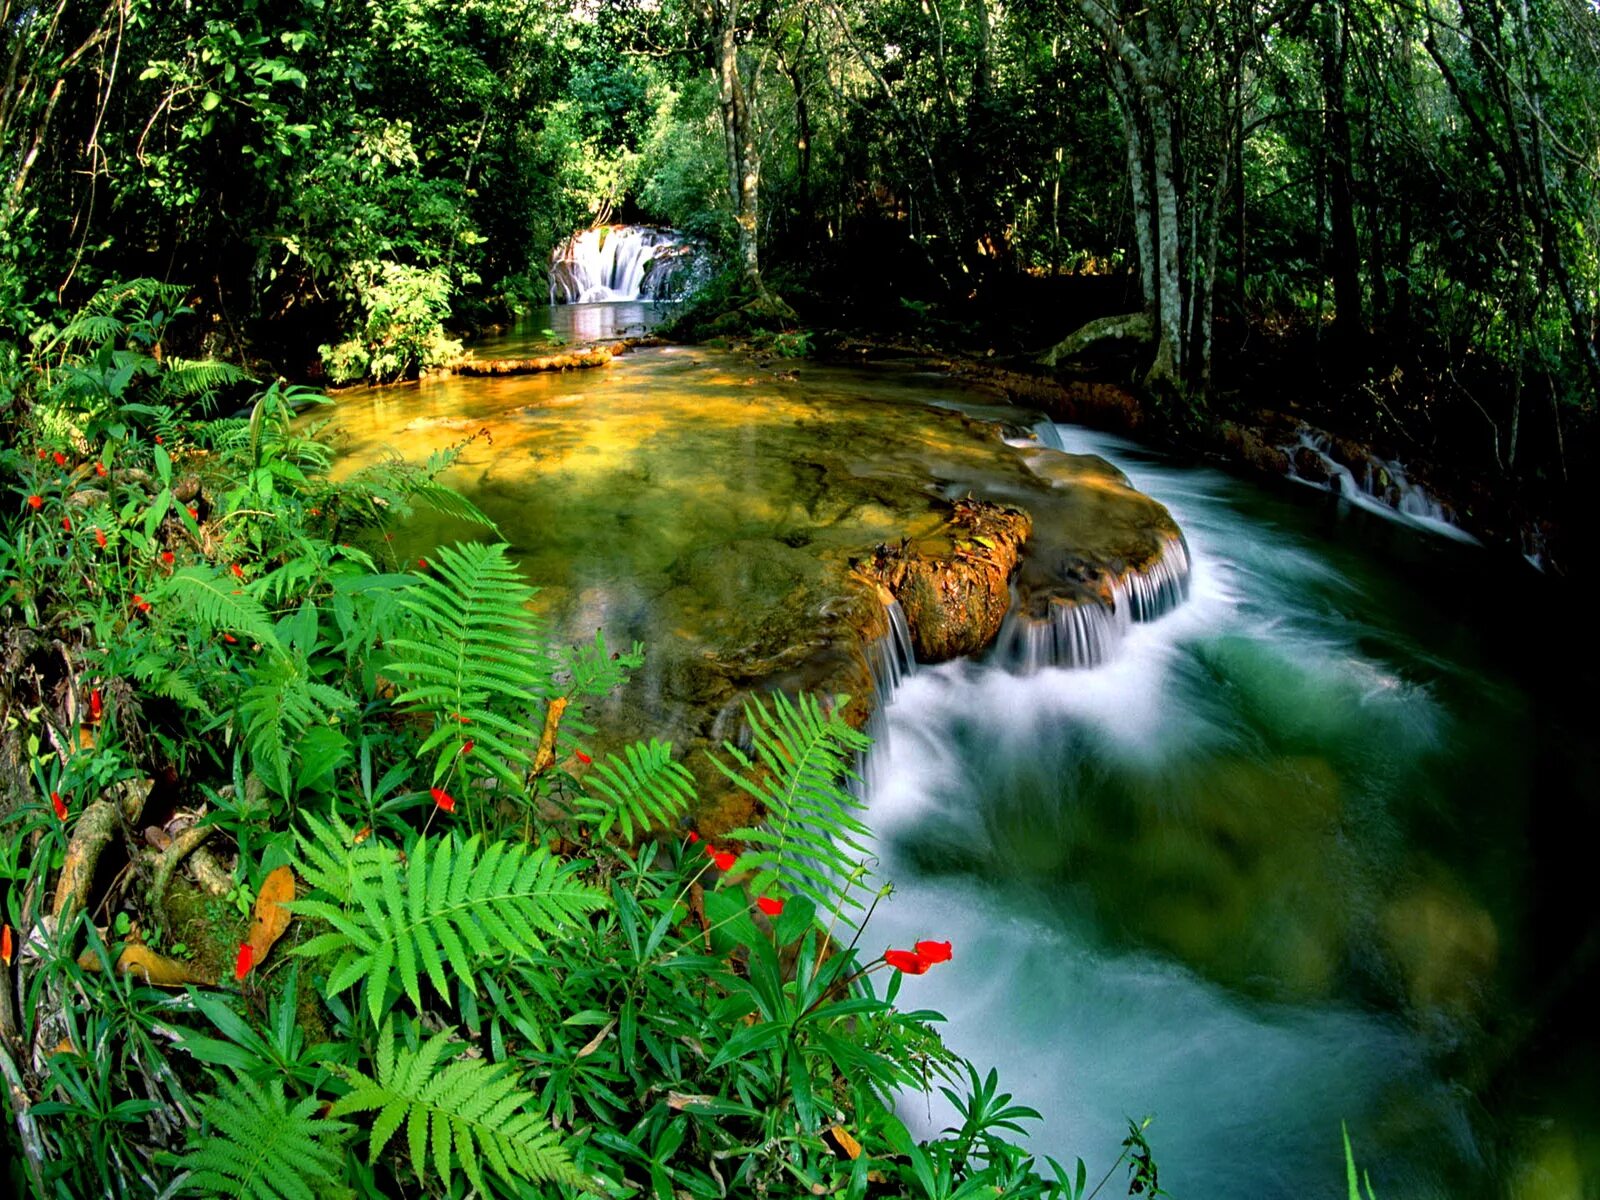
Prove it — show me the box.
[576,738,697,841]
[172,1075,349,1199]
[289,819,604,1021]
[714,693,873,913]
[330,1020,580,1192]
[386,542,551,788]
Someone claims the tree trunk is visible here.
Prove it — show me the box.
[1320,0,1363,348]
[1146,90,1184,392]
[711,1,763,294]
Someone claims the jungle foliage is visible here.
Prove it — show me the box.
[0,281,1128,1197]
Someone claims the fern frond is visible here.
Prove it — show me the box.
[289,829,604,1022]
[172,1075,349,1199]
[386,543,550,789]
[57,313,127,348]
[156,567,283,651]
[237,654,355,797]
[406,477,498,530]
[576,739,696,842]
[157,357,254,405]
[290,812,387,903]
[330,1019,580,1192]
[129,651,204,709]
[714,693,873,914]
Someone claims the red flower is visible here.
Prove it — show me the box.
[0,923,11,966]
[417,557,428,570]
[686,831,701,844]
[27,495,42,510]
[131,594,151,613]
[458,739,474,756]
[95,462,107,478]
[914,940,953,964]
[431,786,457,813]
[52,451,66,467]
[575,750,592,765]
[234,942,254,982]
[186,506,198,521]
[94,527,107,548]
[89,689,103,723]
[35,448,46,460]
[50,791,68,821]
[309,507,321,516]
[884,949,929,975]
[230,563,244,579]
[710,848,737,871]
[160,550,174,566]
[222,633,237,644]
[154,434,163,445]
[61,517,71,532]
[757,896,785,917]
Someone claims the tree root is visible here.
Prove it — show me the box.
[1039,311,1153,368]
[50,778,151,924]
[147,826,218,910]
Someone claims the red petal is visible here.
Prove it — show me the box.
[757,896,785,916]
[89,689,103,721]
[575,750,592,764]
[61,517,71,532]
[686,831,701,844]
[913,940,953,964]
[711,849,737,871]
[50,791,68,821]
[884,949,929,975]
[27,495,42,510]
[94,528,107,548]
[52,452,66,466]
[234,942,254,981]
[95,462,107,477]
[430,787,457,813]
[0,924,11,966]
[230,563,244,579]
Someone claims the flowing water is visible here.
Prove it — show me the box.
[324,335,1599,1199]
[864,426,1599,1200]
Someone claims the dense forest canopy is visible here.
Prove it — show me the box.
[4,0,1598,459]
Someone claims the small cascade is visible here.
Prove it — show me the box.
[1285,428,1477,543]
[858,597,917,794]
[992,534,1191,674]
[549,226,707,304]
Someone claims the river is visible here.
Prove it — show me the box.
[325,308,1599,1199]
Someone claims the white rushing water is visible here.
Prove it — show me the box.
[858,425,1485,1200]
[548,226,706,304]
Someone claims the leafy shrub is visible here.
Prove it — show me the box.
[319,261,463,384]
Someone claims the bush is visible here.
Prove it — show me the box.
[319,260,463,383]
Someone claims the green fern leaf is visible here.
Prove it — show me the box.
[155,566,282,651]
[172,1075,349,1199]
[330,1019,580,1191]
[386,542,551,789]
[288,827,603,1022]
[713,693,873,914]
[577,739,697,841]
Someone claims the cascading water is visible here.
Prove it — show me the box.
[858,422,1593,1200]
[548,225,707,304]
[1285,427,1476,544]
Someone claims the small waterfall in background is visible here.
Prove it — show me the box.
[1285,427,1477,544]
[549,225,709,304]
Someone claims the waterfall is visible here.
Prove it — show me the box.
[549,226,707,304]
[1285,427,1477,544]
[992,534,1192,674]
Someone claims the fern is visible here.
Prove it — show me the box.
[156,566,283,651]
[289,822,604,1021]
[157,357,254,406]
[714,693,874,913]
[576,738,697,841]
[238,653,355,797]
[330,1019,580,1192]
[385,542,551,789]
[172,1075,349,1199]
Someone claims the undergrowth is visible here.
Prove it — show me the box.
[0,280,1115,1198]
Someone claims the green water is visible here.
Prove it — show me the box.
[324,319,1600,1198]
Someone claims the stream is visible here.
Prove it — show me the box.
[325,310,1600,1200]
